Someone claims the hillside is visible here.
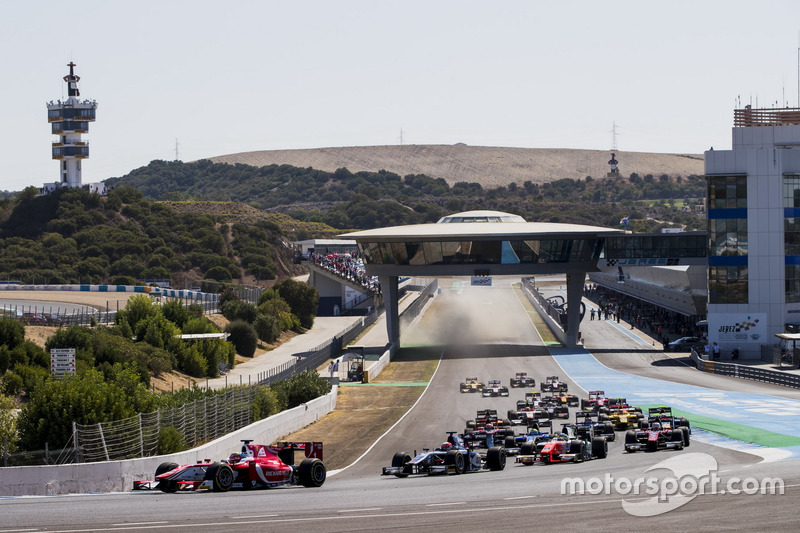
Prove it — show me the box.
[208,145,704,188]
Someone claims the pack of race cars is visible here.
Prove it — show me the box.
[381,376,692,477]
[136,373,694,491]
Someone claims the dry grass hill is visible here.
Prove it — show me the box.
[208,145,704,188]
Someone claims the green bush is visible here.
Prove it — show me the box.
[252,386,283,420]
[225,320,258,357]
[13,364,48,396]
[157,426,186,455]
[0,318,24,349]
[221,300,258,323]
[1,372,23,396]
[254,313,281,344]
[271,370,331,409]
[0,345,8,374]
[178,344,208,378]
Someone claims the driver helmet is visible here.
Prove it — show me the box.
[651,422,662,430]
[228,452,242,464]
[440,442,453,451]
[485,423,494,431]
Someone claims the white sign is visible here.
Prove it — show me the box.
[707,313,766,344]
[471,276,492,286]
[50,348,76,378]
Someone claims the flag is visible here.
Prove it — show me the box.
[620,216,630,227]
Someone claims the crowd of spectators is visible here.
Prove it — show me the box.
[310,252,381,294]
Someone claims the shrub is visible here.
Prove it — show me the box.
[271,370,331,409]
[254,313,281,344]
[178,344,208,378]
[0,318,24,349]
[225,320,258,358]
[252,386,283,421]
[1,372,23,396]
[221,300,258,323]
[157,426,186,455]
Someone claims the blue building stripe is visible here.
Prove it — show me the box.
[708,208,747,219]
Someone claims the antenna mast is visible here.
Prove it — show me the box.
[610,121,619,151]
[175,138,180,161]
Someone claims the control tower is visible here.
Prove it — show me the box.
[44,62,100,192]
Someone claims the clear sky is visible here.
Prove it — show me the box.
[2,0,799,192]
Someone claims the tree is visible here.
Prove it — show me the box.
[16,366,151,450]
[0,394,19,453]
[225,320,258,357]
[0,318,24,350]
[274,278,319,329]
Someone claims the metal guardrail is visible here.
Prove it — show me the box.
[690,349,800,389]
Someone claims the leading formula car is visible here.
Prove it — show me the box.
[382,432,506,477]
[134,440,326,492]
[460,377,485,393]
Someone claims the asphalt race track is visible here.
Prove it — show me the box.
[1,278,797,532]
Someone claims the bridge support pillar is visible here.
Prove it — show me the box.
[566,272,585,347]
[379,275,399,349]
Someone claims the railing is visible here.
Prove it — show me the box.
[690,349,800,389]
[734,106,800,127]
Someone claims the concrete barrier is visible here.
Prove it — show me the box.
[0,386,338,497]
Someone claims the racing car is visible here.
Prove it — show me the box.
[460,377,485,393]
[625,407,690,452]
[540,376,568,393]
[516,423,608,465]
[502,422,553,456]
[134,440,326,492]
[482,379,510,397]
[602,402,644,430]
[624,422,687,453]
[516,391,542,410]
[544,392,580,407]
[382,432,506,477]
[510,372,536,388]
[574,410,615,442]
[465,409,512,434]
[580,390,611,412]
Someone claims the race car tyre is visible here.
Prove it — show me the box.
[205,462,234,492]
[568,440,586,462]
[155,462,179,493]
[519,442,535,457]
[680,426,691,447]
[445,450,465,474]
[678,417,690,428]
[592,436,608,459]
[504,435,517,449]
[625,430,638,445]
[598,413,610,422]
[633,407,643,413]
[486,446,506,471]
[391,452,412,478]
[507,410,518,421]
[466,420,475,429]
[599,406,610,415]
[580,399,588,409]
[298,458,327,487]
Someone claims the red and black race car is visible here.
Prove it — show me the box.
[624,407,690,452]
[133,440,326,492]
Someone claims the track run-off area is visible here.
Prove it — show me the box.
[1,277,798,532]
